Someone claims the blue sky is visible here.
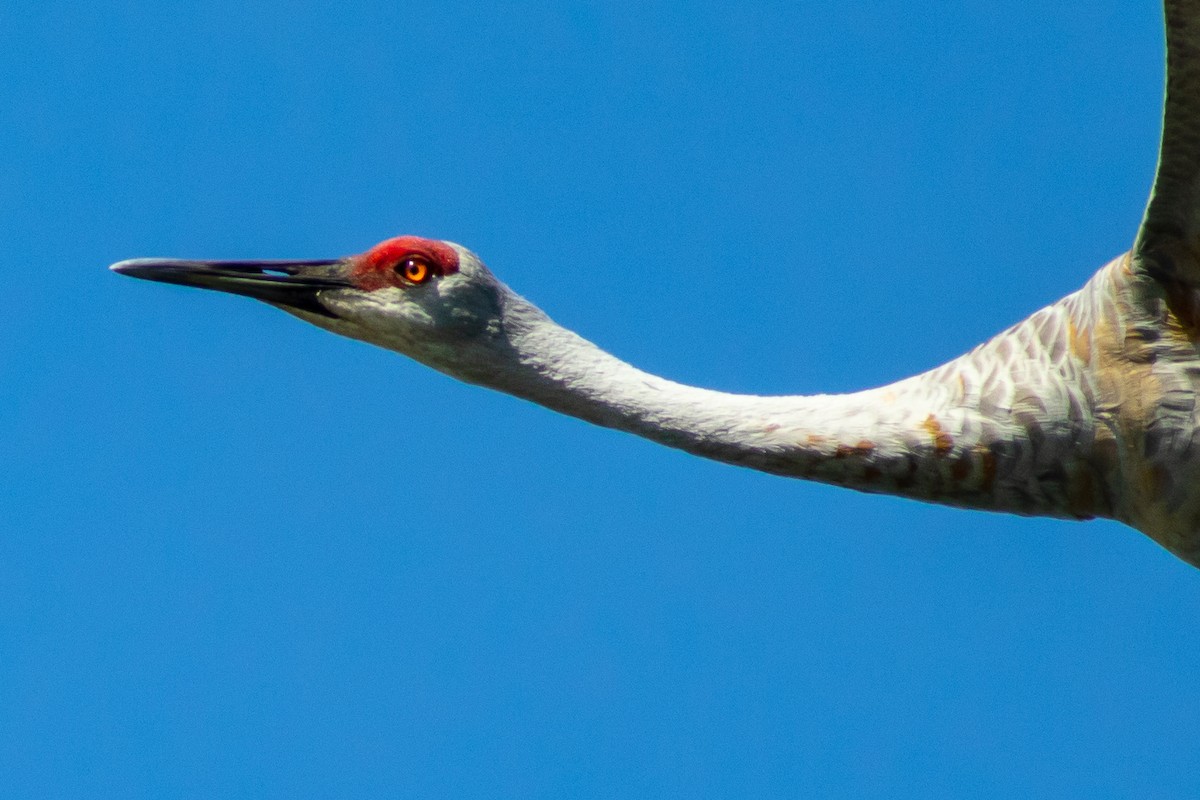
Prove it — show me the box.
[4,0,1199,796]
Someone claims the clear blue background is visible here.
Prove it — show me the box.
[3,1,1198,796]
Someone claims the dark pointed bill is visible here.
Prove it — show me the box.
[109,258,352,318]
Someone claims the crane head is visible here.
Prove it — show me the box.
[111,235,514,381]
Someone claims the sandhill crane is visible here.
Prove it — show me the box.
[113,1,1200,568]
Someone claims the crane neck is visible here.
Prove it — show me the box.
[472,289,1104,521]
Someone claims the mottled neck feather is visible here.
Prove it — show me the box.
[475,285,1107,522]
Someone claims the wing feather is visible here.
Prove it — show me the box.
[1135,1,1200,282]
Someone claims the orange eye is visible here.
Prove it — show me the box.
[396,256,432,284]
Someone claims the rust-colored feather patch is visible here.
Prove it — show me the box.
[835,440,876,459]
[922,414,954,456]
[1069,320,1092,363]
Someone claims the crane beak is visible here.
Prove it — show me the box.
[109,257,353,318]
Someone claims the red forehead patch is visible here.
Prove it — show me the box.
[351,235,460,290]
